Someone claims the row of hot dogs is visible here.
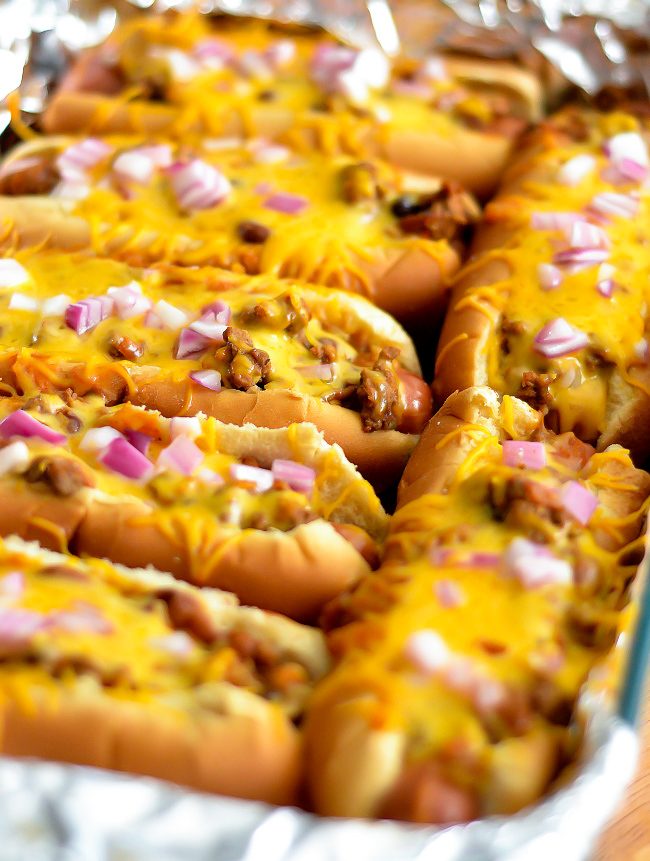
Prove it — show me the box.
[0,8,646,826]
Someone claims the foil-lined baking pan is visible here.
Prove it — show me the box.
[0,2,649,858]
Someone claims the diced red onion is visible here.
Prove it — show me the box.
[0,259,29,289]
[108,282,151,320]
[263,192,309,215]
[251,143,291,165]
[617,158,648,182]
[9,293,39,312]
[596,279,615,298]
[99,437,153,480]
[265,39,296,68]
[421,56,447,81]
[170,417,202,439]
[168,159,232,211]
[530,212,582,231]
[271,459,316,495]
[502,538,572,589]
[112,151,155,185]
[589,192,639,219]
[534,318,590,358]
[193,37,234,65]
[197,467,225,487]
[604,132,649,169]
[560,480,598,525]
[200,300,231,324]
[390,78,432,100]
[135,144,173,169]
[434,579,465,608]
[565,220,609,250]
[153,299,188,330]
[553,248,609,267]
[144,311,164,329]
[41,294,71,317]
[254,181,274,195]
[175,328,211,359]
[0,410,66,445]
[229,463,274,492]
[634,338,649,362]
[157,435,204,476]
[52,602,113,635]
[236,49,272,79]
[404,629,450,673]
[466,551,501,567]
[0,440,29,477]
[123,429,152,456]
[537,263,563,291]
[56,138,112,181]
[0,571,25,600]
[502,440,546,470]
[0,607,47,646]
[297,363,336,381]
[557,154,596,186]
[65,296,113,335]
[188,317,228,342]
[189,369,222,392]
[79,426,124,453]
[150,630,195,656]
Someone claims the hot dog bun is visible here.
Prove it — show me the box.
[0,534,329,803]
[434,107,650,462]
[0,396,388,621]
[40,13,542,195]
[0,136,477,327]
[305,387,650,821]
[0,248,428,490]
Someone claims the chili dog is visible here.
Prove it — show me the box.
[0,394,388,621]
[435,106,650,461]
[0,135,480,327]
[305,386,650,821]
[0,249,431,489]
[41,12,542,196]
[0,534,329,802]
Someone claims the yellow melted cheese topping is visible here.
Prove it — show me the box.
[0,249,411,408]
[0,544,309,716]
[0,396,383,542]
[48,136,451,291]
[447,110,650,441]
[86,13,514,144]
[315,419,648,798]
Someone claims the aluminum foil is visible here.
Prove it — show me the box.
[0,707,638,861]
[0,0,647,858]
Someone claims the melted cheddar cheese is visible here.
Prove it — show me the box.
[0,249,415,414]
[0,396,385,545]
[33,136,453,291]
[73,13,521,146]
[443,109,650,441]
[0,541,320,717]
[313,413,649,813]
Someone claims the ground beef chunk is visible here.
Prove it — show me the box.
[237,220,270,244]
[304,336,338,363]
[0,157,60,196]
[396,182,481,242]
[488,475,568,533]
[215,327,272,390]
[516,371,554,412]
[354,346,402,432]
[24,456,94,497]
